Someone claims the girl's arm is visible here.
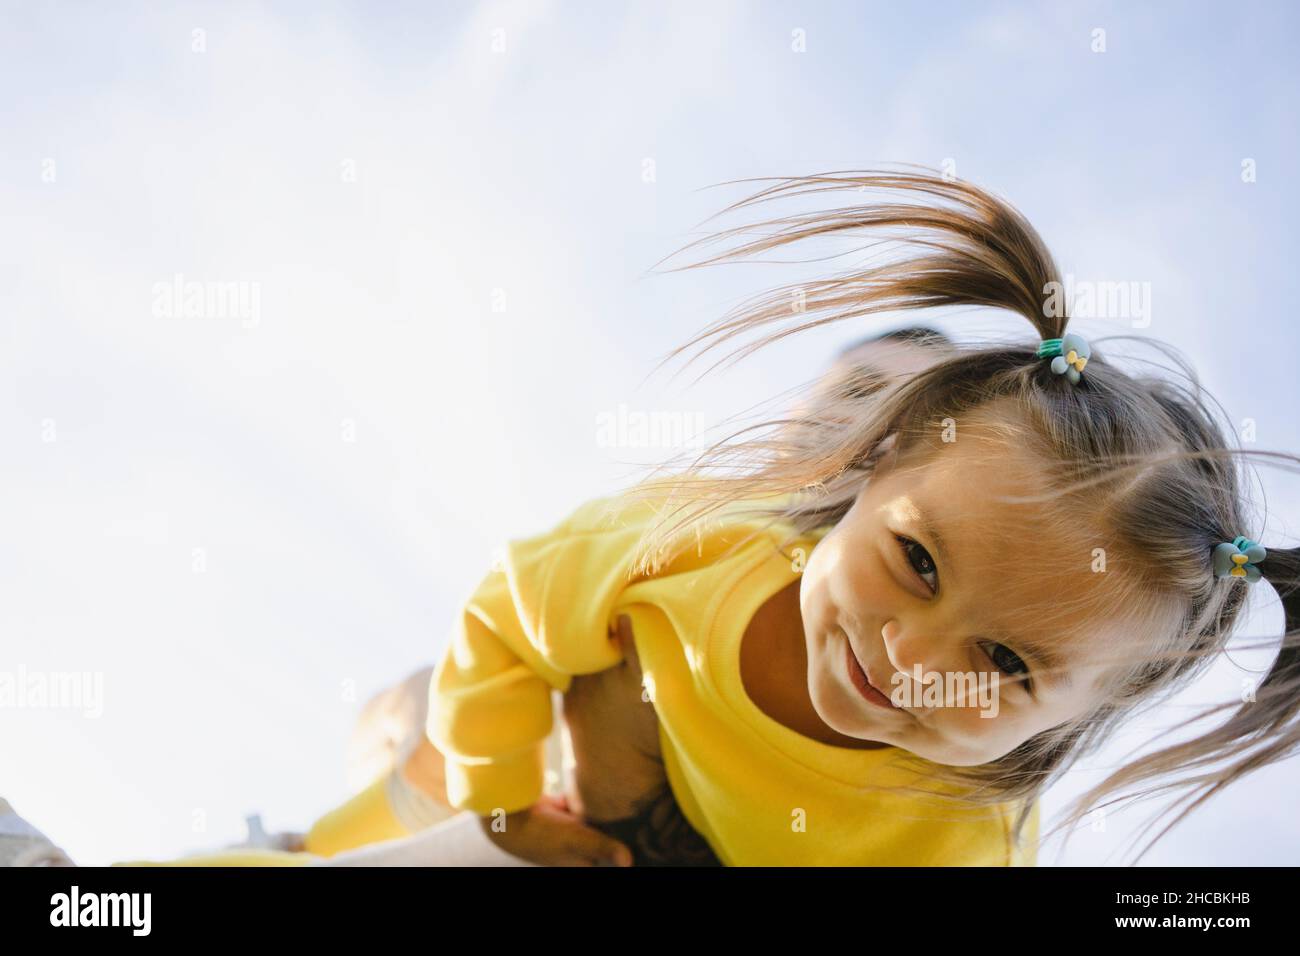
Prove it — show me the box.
[427,495,649,819]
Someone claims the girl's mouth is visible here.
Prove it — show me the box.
[844,635,901,710]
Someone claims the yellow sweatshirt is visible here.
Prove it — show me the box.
[428,487,1039,866]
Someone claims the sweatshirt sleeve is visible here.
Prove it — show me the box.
[425,492,660,816]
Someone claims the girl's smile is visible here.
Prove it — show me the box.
[841,630,906,712]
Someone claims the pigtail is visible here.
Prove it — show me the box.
[1253,549,1300,744]
[1048,548,1300,865]
[646,167,1068,386]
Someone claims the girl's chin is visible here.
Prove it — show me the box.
[810,668,877,739]
[817,704,892,746]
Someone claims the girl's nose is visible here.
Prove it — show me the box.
[880,618,944,692]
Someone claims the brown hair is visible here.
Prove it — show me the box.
[614,168,1300,864]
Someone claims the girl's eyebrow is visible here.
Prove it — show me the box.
[914,508,953,572]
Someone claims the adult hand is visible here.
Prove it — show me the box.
[478,793,633,866]
[562,614,669,823]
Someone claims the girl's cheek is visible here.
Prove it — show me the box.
[938,686,1024,751]
[809,525,894,621]
[946,701,999,738]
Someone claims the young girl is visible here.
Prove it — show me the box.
[143,168,1300,867]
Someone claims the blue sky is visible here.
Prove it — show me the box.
[2,0,1298,865]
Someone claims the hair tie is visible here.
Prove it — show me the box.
[1213,536,1267,583]
[1038,333,1091,384]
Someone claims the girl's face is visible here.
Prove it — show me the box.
[799,426,1139,766]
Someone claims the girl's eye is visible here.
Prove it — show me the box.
[984,643,1033,693]
[894,534,938,593]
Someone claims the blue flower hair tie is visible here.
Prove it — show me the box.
[1213,535,1267,583]
[1038,333,1091,384]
